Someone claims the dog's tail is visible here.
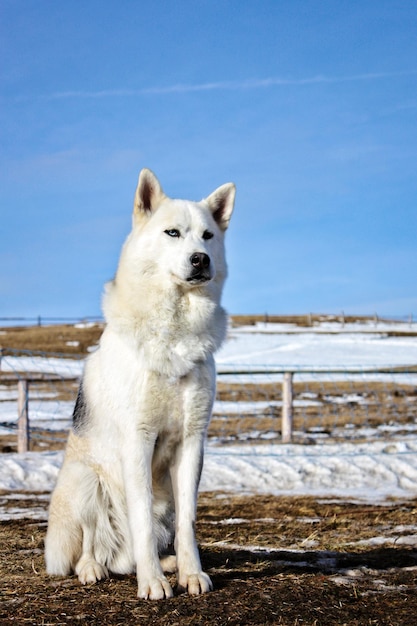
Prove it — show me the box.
[44,459,93,576]
[45,495,82,576]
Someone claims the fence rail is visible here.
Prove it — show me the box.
[0,372,79,452]
[0,312,415,328]
[215,365,417,445]
[1,361,417,453]
[0,316,103,327]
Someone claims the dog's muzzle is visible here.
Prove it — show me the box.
[187,253,211,283]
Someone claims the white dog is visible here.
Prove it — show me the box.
[45,168,235,599]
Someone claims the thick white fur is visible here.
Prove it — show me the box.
[45,169,235,599]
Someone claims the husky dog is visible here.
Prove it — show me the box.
[45,169,235,599]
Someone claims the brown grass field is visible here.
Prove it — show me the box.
[1,319,417,624]
[1,493,417,625]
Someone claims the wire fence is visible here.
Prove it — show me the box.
[1,349,417,453]
[0,350,83,452]
[0,312,415,327]
[0,316,103,327]
[214,366,417,445]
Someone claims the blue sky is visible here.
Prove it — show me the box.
[1,0,416,319]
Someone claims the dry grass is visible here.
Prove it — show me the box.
[230,313,358,327]
[1,494,417,625]
[231,313,415,329]
[0,323,104,356]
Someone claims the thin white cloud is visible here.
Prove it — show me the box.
[39,70,417,100]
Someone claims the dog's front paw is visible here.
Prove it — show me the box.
[178,571,213,595]
[138,575,174,600]
[75,556,108,584]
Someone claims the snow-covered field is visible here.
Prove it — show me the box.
[218,320,417,369]
[1,319,417,513]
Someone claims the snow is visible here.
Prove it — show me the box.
[0,400,74,434]
[2,439,416,502]
[201,440,417,500]
[1,319,417,516]
[1,354,83,377]
[217,324,417,369]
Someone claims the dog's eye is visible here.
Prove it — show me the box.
[164,229,180,238]
[202,230,214,240]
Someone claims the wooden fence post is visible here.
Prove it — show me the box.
[17,379,30,453]
[282,372,293,443]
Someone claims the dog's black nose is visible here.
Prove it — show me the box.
[190,252,210,270]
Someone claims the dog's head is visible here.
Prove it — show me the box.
[128,168,235,289]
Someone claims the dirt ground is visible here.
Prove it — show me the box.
[1,493,417,625]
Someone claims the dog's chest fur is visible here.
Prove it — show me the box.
[102,282,227,380]
[81,300,218,447]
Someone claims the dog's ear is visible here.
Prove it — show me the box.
[205,183,236,231]
[133,169,166,218]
